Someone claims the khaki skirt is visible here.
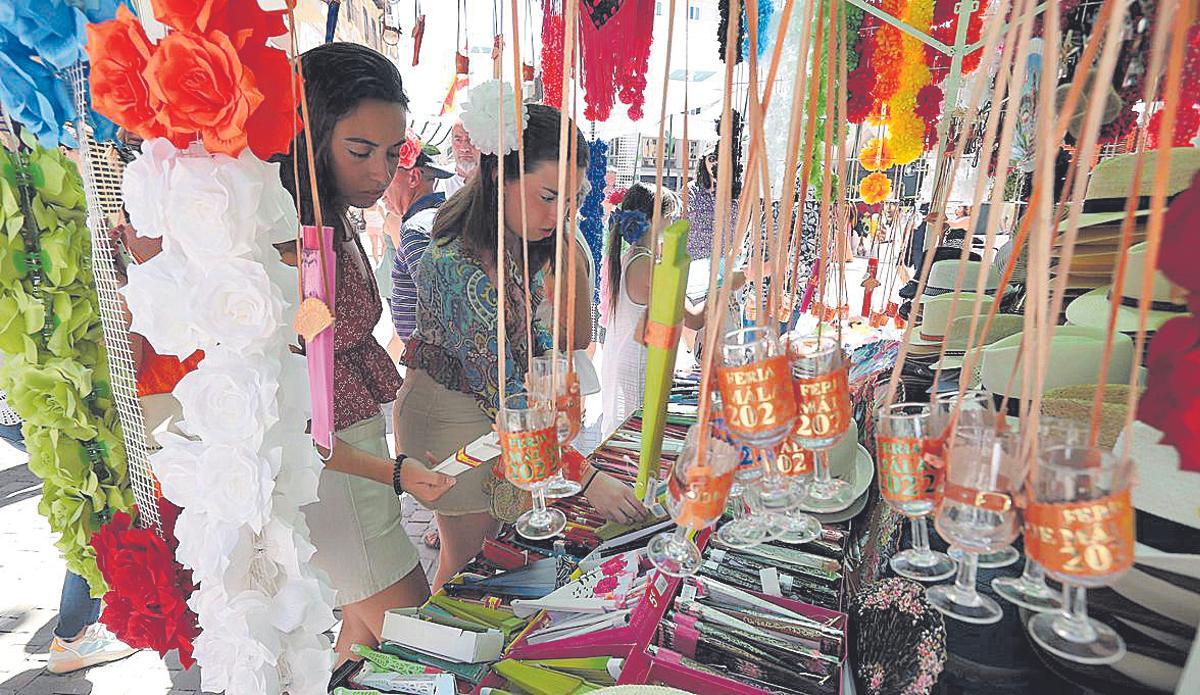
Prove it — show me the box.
[394,369,497,516]
[304,413,420,607]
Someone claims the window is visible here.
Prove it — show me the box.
[656,1,662,15]
[688,3,700,20]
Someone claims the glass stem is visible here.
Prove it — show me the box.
[953,551,981,605]
[744,485,765,517]
[673,525,690,545]
[813,449,833,486]
[1059,584,1097,643]
[728,487,746,522]
[1022,558,1046,584]
[531,487,549,525]
[910,516,933,558]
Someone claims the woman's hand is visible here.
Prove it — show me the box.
[584,471,650,525]
[402,455,457,505]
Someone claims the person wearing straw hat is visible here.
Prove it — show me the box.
[1065,241,1191,334]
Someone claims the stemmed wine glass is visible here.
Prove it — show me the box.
[715,326,801,546]
[992,419,1080,612]
[785,334,856,513]
[932,390,1020,570]
[498,392,566,540]
[875,403,956,582]
[528,352,584,499]
[928,427,1027,624]
[648,424,740,576]
[1026,445,1134,664]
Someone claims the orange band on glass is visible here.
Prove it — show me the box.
[643,319,682,350]
[1025,489,1134,579]
[876,436,941,503]
[717,355,798,434]
[669,468,736,529]
[942,481,1013,513]
[790,364,851,440]
[498,426,561,486]
[776,437,814,477]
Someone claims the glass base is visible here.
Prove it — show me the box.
[758,478,800,514]
[773,511,822,545]
[514,506,567,540]
[1028,611,1126,665]
[716,517,771,549]
[891,548,957,582]
[797,478,856,513]
[950,545,1020,569]
[993,576,1064,612]
[647,531,703,577]
[927,584,1004,625]
[543,473,583,499]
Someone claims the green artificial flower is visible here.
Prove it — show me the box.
[0,354,98,440]
[21,135,87,221]
[35,219,91,288]
[0,148,24,241]
[44,290,102,364]
[0,284,45,360]
[0,226,27,290]
[22,423,88,489]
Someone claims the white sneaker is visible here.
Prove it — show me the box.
[46,624,138,674]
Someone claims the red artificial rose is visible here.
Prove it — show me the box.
[915,84,943,121]
[144,31,265,156]
[240,42,300,160]
[85,6,165,138]
[397,131,421,170]
[1161,172,1200,294]
[151,0,287,45]
[1139,317,1200,472]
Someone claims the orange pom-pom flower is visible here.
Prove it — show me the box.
[859,172,893,204]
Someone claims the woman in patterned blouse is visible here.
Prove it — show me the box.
[396,104,648,591]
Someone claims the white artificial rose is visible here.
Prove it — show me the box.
[121,138,177,238]
[191,587,280,695]
[121,251,201,357]
[270,576,336,635]
[162,153,264,261]
[197,444,273,531]
[192,259,286,353]
[460,80,528,156]
[279,633,334,695]
[173,507,242,582]
[251,154,300,247]
[147,432,204,509]
[173,355,280,447]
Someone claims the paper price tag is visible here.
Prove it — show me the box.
[681,583,698,602]
[780,573,794,592]
[642,478,659,508]
[759,567,783,597]
[703,560,720,572]
[710,549,727,563]
[654,573,669,596]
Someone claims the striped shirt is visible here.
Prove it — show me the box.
[389,192,445,339]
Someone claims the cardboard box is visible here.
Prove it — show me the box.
[381,608,504,664]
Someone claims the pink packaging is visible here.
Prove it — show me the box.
[300,225,336,450]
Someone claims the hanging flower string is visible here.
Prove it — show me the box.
[540,0,565,108]
[578,0,655,121]
[0,137,134,597]
[580,138,608,293]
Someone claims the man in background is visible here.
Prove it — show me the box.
[440,121,479,198]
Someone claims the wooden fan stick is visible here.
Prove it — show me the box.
[820,0,842,346]
[682,10,692,216]
[1091,0,1172,446]
[696,0,745,456]
[834,0,852,333]
[566,78,580,369]
[648,0,679,262]
[956,0,1118,406]
[1119,0,1191,462]
[496,26,510,412]
[770,0,818,321]
[880,0,1015,407]
[508,0,534,376]
[744,0,775,329]
[929,0,1039,399]
[549,0,577,380]
[786,0,829,330]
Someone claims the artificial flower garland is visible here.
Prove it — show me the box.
[91,498,200,666]
[859,171,893,204]
[0,136,134,596]
[89,1,335,691]
[888,0,935,165]
[581,138,608,294]
[540,0,565,109]
[579,0,654,121]
[858,137,895,172]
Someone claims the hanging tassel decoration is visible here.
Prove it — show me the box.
[578,0,655,121]
[541,0,565,107]
[580,138,609,294]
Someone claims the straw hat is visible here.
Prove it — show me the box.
[922,258,1000,297]
[1062,147,1200,230]
[910,292,996,348]
[929,314,1026,371]
[979,326,1134,399]
[1055,71,1124,141]
[1065,241,1190,333]
[1038,384,1138,449]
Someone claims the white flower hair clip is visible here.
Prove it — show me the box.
[459,79,529,157]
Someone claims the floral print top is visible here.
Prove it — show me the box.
[686,185,739,261]
[334,236,403,431]
[403,235,552,419]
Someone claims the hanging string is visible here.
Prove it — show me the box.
[549,0,578,378]
[509,0,535,376]
[648,0,679,274]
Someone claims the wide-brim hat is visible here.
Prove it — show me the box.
[980,326,1134,399]
[1061,147,1200,230]
[922,258,1001,297]
[929,314,1025,370]
[910,292,996,347]
[1066,241,1191,333]
[1038,384,1138,449]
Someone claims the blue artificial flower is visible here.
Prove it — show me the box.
[0,30,80,147]
[580,139,608,290]
[611,209,650,246]
[0,0,89,71]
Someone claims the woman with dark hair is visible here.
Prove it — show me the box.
[599,183,707,435]
[276,42,456,664]
[395,103,647,591]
